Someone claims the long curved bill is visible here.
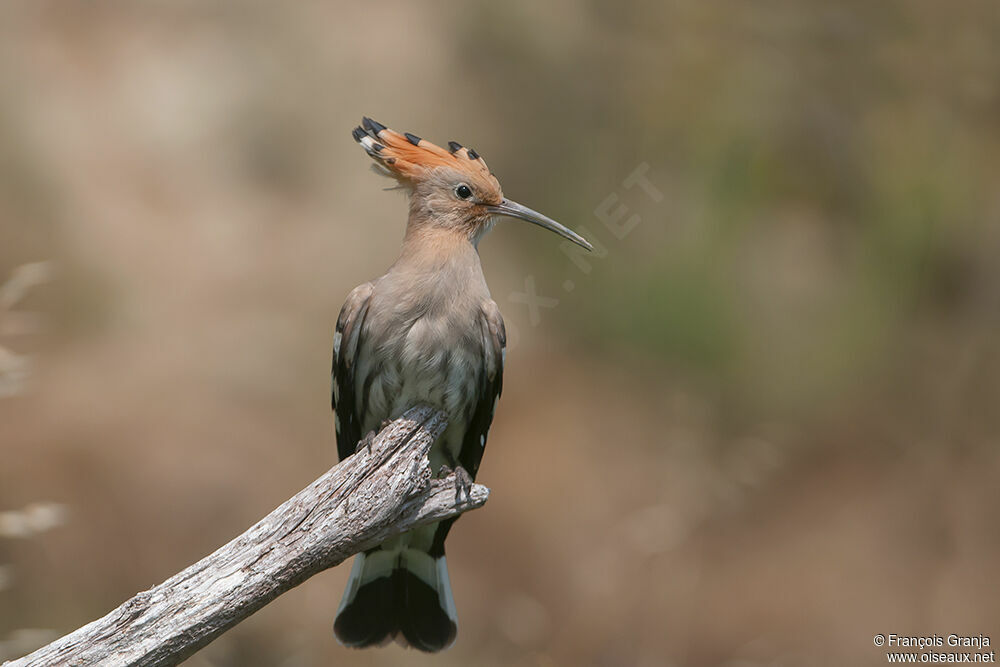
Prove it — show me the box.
[486,198,593,251]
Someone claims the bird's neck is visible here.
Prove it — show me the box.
[381,224,490,315]
[394,224,484,278]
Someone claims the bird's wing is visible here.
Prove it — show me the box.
[332,282,375,462]
[458,299,506,481]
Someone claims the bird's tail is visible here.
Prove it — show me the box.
[334,546,458,652]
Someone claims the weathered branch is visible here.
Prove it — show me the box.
[5,405,488,667]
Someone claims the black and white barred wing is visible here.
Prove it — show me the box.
[458,300,506,481]
[332,282,374,462]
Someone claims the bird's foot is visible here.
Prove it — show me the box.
[436,464,473,503]
[355,430,376,456]
[453,465,473,505]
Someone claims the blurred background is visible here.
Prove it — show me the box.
[1,1,999,665]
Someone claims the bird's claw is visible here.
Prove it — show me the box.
[355,430,376,455]
[453,465,473,505]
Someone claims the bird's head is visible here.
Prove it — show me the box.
[352,117,592,250]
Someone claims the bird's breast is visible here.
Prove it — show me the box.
[357,307,483,436]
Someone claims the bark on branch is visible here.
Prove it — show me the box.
[5,405,488,667]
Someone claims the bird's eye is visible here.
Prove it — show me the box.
[455,184,473,200]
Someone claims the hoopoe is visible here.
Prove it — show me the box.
[332,118,591,652]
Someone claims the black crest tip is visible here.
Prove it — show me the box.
[467,148,480,160]
[351,127,366,142]
[404,132,422,146]
[447,141,462,153]
[361,117,387,134]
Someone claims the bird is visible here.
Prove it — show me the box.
[331,117,592,652]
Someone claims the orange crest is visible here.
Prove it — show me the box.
[352,117,500,196]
